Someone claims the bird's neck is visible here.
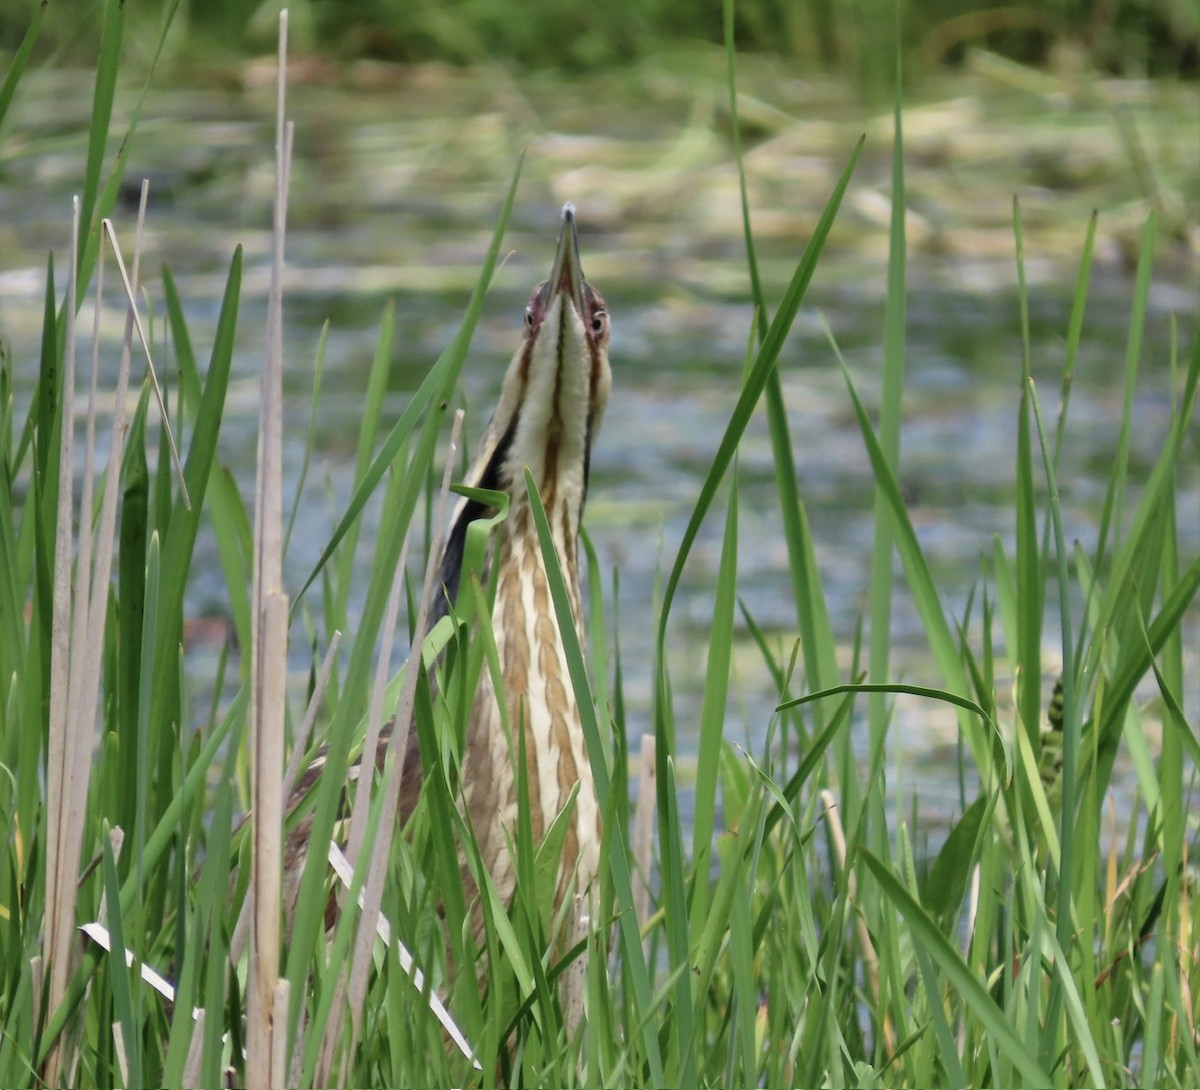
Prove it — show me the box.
[498,474,584,624]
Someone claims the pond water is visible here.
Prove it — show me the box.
[2,57,1197,828]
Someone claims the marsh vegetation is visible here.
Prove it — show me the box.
[1,2,1197,1086]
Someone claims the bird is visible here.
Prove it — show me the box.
[434,202,611,937]
[282,203,611,983]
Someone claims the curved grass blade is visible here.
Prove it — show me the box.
[762,688,856,840]
[654,137,863,673]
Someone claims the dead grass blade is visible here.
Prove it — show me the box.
[246,11,292,1087]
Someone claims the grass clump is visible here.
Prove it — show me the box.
[1,3,1197,1087]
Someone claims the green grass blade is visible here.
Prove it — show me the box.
[859,847,1053,1087]
[117,396,150,840]
[777,681,1004,775]
[763,688,856,839]
[651,140,864,965]
[100,826,142,1090]
[921,792,992,925]
[206,466,253,668]
[723,0,847,707]
[913,916,967,1087]
[161,267,199,406]
[1091,334,1198,770]
[1140,619,1200,766]
[332,301,394,622]
[1041,921,1106,1087]
[75,1,181,294]
[722,0,765,326]
[727,823,758,1084]
[866,52,908,837]
[654,137,862,653]
[690,470,737,918]
[1100,554,1200,738]
[132,529,159,957]
[1011,197,1043,751]
[149,247,242,759]
[1026,376,1080,1068]
[1053,211,1097,469]
[76,0,125,280]
[0,1,46,133]
[662,757,696,1089]
[1099,212,1156,560]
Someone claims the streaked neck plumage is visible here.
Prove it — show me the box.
[441,205,611,931]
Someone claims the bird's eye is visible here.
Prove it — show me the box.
[591,310,607,335]
[524,308,535,328]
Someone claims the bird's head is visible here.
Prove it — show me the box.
[476,203,611,515]
[438,206,611,609]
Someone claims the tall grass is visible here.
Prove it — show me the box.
[2,3,1198,1087]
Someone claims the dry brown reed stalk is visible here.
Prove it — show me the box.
[43,183,151,1086]
[229,630,343,966]
[245,9,293,1087]
[103,218,189,507]
[42,196,82,1090]
[182,1008,206,1090]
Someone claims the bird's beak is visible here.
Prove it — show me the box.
[547,202,587,323]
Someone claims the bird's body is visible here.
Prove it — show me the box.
[456,485,601,915]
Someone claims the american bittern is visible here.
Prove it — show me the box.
[436,203,610,929]
[286,204,610,974]
[422,204,609,945]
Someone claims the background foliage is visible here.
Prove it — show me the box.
[1,0,1197,80]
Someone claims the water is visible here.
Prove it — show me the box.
[2,61,1197,830]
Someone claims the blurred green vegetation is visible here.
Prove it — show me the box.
[2,0,1197,81]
